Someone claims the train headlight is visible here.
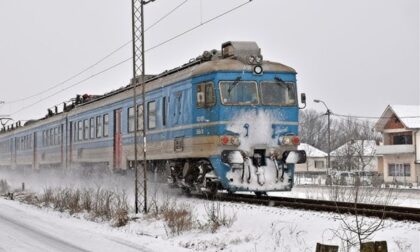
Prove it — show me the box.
[255,55,263,64]
[248,55,256,64]
[253,65,263,75]
[279,136,300,145]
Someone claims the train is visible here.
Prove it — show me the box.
[0,41,306,195]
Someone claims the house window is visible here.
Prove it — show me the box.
[315,160,325,169]
[388,163,410,177]
[103,114,109,137]
[392,134,412,145]
[148,101,156,129]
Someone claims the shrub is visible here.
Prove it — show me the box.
[162,203,194,236]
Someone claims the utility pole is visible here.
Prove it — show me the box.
[314,99,332,169]
[132,0,154,214]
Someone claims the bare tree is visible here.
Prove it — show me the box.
[329,184,394,251]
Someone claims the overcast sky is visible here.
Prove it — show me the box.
[0,0,418,123]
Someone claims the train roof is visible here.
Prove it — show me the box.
[0,41,296,136]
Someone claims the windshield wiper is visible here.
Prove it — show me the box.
[227,77,242,96]
[274,77,289,88]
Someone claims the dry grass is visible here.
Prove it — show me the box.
[33,186,130,225]
[200,200,237,233]
[0,179,9,194]
[162,202,194,236]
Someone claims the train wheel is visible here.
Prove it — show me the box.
[254,191,267,198]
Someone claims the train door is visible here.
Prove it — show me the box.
[32,132,37,170]
[113,109,123,169]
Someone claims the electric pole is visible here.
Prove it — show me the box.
[132,0,154,214]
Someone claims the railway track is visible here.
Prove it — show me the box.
[195,193,420,222]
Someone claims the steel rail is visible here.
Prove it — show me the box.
[194,193,420,222]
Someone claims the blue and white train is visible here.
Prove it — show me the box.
[0,41,306,195]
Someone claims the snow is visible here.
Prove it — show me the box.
[376,105,420,130]
[1,170,420,251]
[330,140,377,157]
[390,105,420,129]
[298,143,327,157]
[0,198,189,252]
[2,187,420,252]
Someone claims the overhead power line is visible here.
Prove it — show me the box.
[10,57,132,116]
[332,112,420,120]
[146,0,253,52]
[5,0,190,105]
[9,0,253,116]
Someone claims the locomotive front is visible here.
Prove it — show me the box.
[199,42,306,194]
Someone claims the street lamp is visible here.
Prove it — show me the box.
[314,99,332,169]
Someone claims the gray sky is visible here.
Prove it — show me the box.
[0,0,419,123]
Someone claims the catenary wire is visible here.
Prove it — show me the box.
[9,0,253,116]
[4,0,190,105]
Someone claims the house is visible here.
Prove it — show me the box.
[374,105,420,185]
[330,140,378,172]
[295,143,328,175]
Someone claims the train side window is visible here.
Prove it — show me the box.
[54,127,58,145]
[103,114,109,137]
[78,121,83,141]
[148,101,156,129]
[74,122,78,142]
[162,97,167,127]
[83,119,89,140]
[49,128,53,146]
[96,116,102,138]
[90,117,95,139]
[59,126,62,145]
[137,105,144,131]
[128,107,135,132]
[196,82,215,108]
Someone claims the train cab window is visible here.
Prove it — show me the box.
[90,118,95,139]
[103,114,109,137]
[260,81,297,106]
[96,116,102,138]
[78,121,83,141]
[219,81,258,105]
[148,101,156,129]
[196,82,215,108]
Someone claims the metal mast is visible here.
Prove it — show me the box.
[132,0,153,214]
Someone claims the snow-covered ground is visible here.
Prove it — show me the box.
[1,171,420,252]
[271,185,420,208]
[1,192,420,252]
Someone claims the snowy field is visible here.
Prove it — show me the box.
[1,171,420,252]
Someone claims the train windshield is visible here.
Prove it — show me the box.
[219,81,258,105]
[260,81,297,106]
